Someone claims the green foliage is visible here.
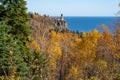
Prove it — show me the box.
[89,76,100,80]
[0,0,32,78]
[32,51,49,80]
[0,22,28,77]
[113,74,120,80]
[25,50,49,80]
[0,0,50,79]
[0,1,120,80]
[0,0,31,37]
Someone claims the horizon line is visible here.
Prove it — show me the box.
[51,15,120,17]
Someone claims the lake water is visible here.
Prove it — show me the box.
[64,17,120,32]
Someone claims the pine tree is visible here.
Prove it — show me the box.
[0,0,31,37]
[0,22,28,79]
[0,0,32,79]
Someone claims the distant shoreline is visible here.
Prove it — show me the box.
[52,16,120,18]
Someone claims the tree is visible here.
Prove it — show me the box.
[0,22,28,79]
[23,50,49,80]
[96,30,116,80]
[0,0,32,79]
[0,0,31,38]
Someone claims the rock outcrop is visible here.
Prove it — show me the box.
[29,13,68,32]
[53,14,68,31]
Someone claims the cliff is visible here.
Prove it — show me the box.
[29,13,68,32]
[53,14,68,31]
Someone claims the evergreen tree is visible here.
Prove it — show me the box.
[0,0,31,37]
[0,1,50,79]
[0,22,28,79]
[25,51,49,80]
[0,0,32,79]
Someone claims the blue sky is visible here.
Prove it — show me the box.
[26,0,120,16]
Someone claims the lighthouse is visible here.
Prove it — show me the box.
[53,14,68,31]
[60,14,64,20]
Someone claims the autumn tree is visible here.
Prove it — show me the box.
[96,27,116,79]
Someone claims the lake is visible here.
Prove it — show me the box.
[64,17,120,32]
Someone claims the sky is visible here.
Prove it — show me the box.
[26,0,120,16]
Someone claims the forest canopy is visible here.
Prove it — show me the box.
[0,0,120,80]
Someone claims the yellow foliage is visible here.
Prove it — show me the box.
[71,66,79,75]
[51,59,57,69]
[9,51,13,56]
[67,66,81,80]
[31,40,40,51]
[50,31,57,38]
[9,67,17,80]
[82,32,86,38]
[74,34,81,44]
[30,22,120,80]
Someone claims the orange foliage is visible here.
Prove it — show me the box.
[29,14,120,80]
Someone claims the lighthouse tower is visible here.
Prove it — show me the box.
[60,14,64,20]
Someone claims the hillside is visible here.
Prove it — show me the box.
[0,0,120,80]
